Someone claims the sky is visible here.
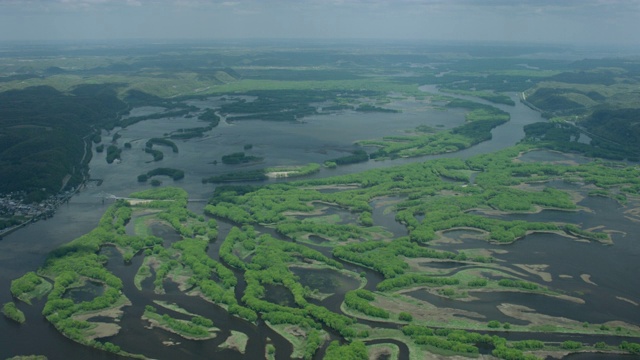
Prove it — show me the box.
[0,0,639,46]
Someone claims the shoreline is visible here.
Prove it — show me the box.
[0,176,91,239]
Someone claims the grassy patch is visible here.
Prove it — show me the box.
[265,323,309,359]
[133,256,153,291]
[265,163,321,178]
[152,300,197,316]
[363,327,430,360]
[299,214,342,225]
[133,216,152,236]
[10,272,52,305]
[143,309,217,340]
[219,330,249,354]
[262,322,328,360]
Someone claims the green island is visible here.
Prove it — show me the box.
[11,136,639,358]
[202,163,321,183]
[2,40,640,360]
[143,138,179,162]
[2,302,26,324]
[142,305,218,340]
[360,100,510,160]
[219,330,250,353]
[137,168,185,182]
[221,152,264,165]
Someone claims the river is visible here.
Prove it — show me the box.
[2,86,635,359]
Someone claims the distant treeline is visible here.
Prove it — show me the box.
[203,170,268,183]
[119,108,196,128]
[220,89,378,122]
[325,150,369,166]
[168,109,220,139]
[355,104,399,113]
[221,152,264,165]
[146,138,178,153]
[138,168,185,182]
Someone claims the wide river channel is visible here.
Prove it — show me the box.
[1,86,637,359]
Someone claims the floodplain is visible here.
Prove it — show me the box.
[1,41,639,360]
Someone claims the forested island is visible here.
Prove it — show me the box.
[1,40,640,360]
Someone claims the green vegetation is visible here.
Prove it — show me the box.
[106,145,122,164]
[620,341,640,355]
[2,302,26,324]
[266,163,321,178]
[143,138,178,162]
[146,138,178,153]
[400,325,480,355]
[143,308,216,339]
[119,107,196,128]
[134,260,152,290]
[221,152,264,165]
[198,109,221,126]
[193,140,639,356]
[439,87,516,105]
[203,170,268,183]
[2,187,226,354]
[137,168,185,182]
[523,121,635,161]
[202,163,320,183]
[0,84,128,197]
[398,312,413,322]
[4,44,640,360]
[325,150,369,166]
[7,143,640,358]
[266,343,276,359]
[219,330,249,353]
[355,104,399,113]
[377,274,459,292]
[129,187,188,201]
[10,272,51,305]
[169,126,212,139]
[323,341,368,360]
[360,99,510,160]
[20,190,185,352]
[344,290,389,319]
[221,90,318,122]
[145,147,164,161]
[522,64,640,161]
[218,89,388,122]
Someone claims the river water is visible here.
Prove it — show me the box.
[1,87,637,359]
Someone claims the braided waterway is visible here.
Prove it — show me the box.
[3,87,637,359]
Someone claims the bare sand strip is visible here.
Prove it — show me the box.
[580,274,597,286]
[616,296,639,306]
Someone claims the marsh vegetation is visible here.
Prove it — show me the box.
[2,41,640,360]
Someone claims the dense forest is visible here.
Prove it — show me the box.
[0,85,128,200]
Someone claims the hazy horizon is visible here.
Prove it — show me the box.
[0,0,639,47]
